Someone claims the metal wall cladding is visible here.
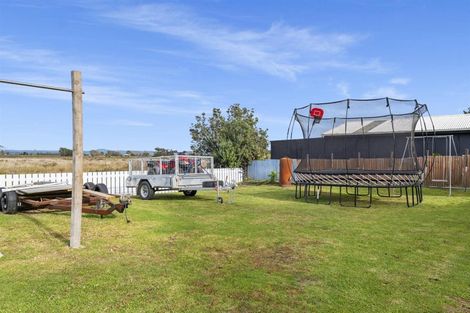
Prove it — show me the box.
[271,133,470,160]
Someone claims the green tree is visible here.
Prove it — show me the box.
[190,104,269,171]
[59,147,73,157]
[89,149,103,157]
[464,106,470,114]
[0,145,4,156]
[154,147,178,157]
[106,150,121,157]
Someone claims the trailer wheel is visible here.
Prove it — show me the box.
[83,182,95,190]
[183,190,197,197]
[217,196,224,204]
[138,181,154,200]
[94,183,109,194]
[1,191,18,214]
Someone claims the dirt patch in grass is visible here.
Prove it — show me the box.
[251,245,299,273]
[446,297,470,313]
[202,246,231,261]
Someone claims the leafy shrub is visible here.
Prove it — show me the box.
[268,170,278,184]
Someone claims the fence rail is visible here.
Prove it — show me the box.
[250,156,470,189]
[424,155,469,189]
[302,155,469,189]
[0,168,244,195]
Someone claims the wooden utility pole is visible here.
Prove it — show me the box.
[70,71,83,248]
[0,73,85,248]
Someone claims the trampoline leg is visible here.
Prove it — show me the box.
[414,186,418,204]
[339,185,372,208]
[328,186,333,205]
[417,185,422,204]
[354,186,358,207]
[405,187,410,207]
[376,186,403,198]
[411,186,415,207]
[315,185,320,204]
[339,186,343,206]
[298,184,303,199]
[366,187,372,208]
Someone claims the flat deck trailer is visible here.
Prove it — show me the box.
[126,155,235,202]
[0,182,130,215]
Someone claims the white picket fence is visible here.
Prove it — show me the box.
[0,168,243,195]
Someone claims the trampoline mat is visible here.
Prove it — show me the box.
[293,169,423,188]
[294,168,421,175]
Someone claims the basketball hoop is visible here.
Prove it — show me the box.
[310,107,324,123]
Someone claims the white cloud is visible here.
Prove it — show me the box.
[0,38,57,65]
[0,38,119,84]
[104,3,383,80]
[312,58,387,73]
[84,85,211,115]
[363,86,408,99]
[336,82,351,98]
[389,77,410,85]
[0,38,216,116]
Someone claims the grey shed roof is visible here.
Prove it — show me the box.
[420,114,470,132]
[323,114,470,136]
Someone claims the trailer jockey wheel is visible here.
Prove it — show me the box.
[137,181,154,200]
[183,190,197,197]
[1,191,18,214]
[217,196,224,204]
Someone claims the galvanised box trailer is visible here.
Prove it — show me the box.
[126,155,235,202]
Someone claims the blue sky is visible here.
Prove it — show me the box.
[0,0,469,151]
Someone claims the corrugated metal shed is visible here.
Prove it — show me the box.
[324,114,470,136]
[418,114,470,132]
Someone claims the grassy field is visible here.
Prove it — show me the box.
[0,186,469,312]
[0,156,128,174]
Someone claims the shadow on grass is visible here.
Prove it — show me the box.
[19,209,119,219]
[253,186,413,209]
[19,213,68,245]
[133,193,218,202]
[81,213,118,219]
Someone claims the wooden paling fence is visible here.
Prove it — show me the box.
[0,168,244,195]
[424,155,469,189]
[298,155,470,189]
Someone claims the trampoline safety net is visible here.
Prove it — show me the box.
[287,97,433,207]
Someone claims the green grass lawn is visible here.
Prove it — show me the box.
[1,186,470,312]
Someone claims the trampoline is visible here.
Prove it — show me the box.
[287,97,433,207]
